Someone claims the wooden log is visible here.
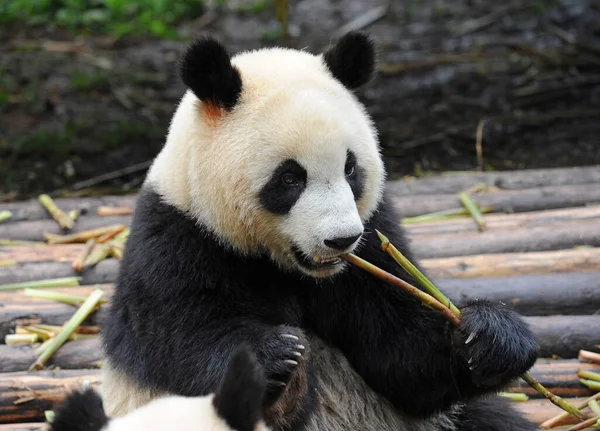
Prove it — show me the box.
[404,205,600,236]
[0,216,131,242]
[0,359,596,424]
[4,216,599,263]
[0,369,101,424]
[0,195,136,223]
[440,272,600,316]
[0,260,119,286]
[387,165,600,196]
[411,218,600,258]
[422,248,600,279]
[0,339,102,373]
[3,166,598,222]
[526,316,600,359]
[2,247,599,286]
[392,183,600,218]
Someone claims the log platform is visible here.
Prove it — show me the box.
[0,165,599,429]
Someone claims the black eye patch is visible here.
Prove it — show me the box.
[345,150,364,201]
[259,160,307,215]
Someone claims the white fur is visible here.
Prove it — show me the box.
[102,393,270,431]
[146,46,384,277]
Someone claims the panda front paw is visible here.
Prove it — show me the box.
[452,300,538,390]
[260,326,307,406]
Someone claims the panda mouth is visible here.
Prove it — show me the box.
[291,246,342,269]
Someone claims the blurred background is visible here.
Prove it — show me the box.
[1,0,599,201]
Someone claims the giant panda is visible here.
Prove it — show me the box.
[50,344,270,431]
[100,31,539,431]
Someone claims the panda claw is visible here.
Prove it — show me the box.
[296,344,305,350]
[291,351,302,357]
[467,357,474,365]
[465,331,478,345]
[269,380,287,387]
[281,334,299,341]
[283,359,298,366]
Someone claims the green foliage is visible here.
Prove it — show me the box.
[0,0,205,38]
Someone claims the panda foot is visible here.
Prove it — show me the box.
[452,299,538,390]
[261,326,307,406]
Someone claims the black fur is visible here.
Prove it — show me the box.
[259,159,307,215]
[49,388,108,431]
[345,150,364,200]
[323,31,376,90]
[214,344,267,431]
[179,35,242,110]
[103,186,538,430]
[453,395,538,431]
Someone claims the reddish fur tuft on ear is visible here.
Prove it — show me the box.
[201,102,225,125]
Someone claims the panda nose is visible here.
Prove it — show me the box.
[324,233,362,250]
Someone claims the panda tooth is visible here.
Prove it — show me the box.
[313,256,321,263]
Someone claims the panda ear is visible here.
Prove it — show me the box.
[213,344,267,431]
[323,31,377,90]
[179,35,243,111]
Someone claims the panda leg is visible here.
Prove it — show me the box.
[457,396,538,431]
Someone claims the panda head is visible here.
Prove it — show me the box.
[49,344,270,431]
[147,31,384,278]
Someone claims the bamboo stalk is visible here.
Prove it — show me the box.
[72,239,96,272]
[30,289,104,370]
[96,206,133,216]
[459,192,487,231]
[541,392,600,428]
[82,243,112,268]
[23,288,107,307]
[579,350,600,364]
[341,254,461,325]
[0,239,46,246]
[376,230,461,316]
[95,225,126,243]
[0,277,81,291]
[345,235,588,422]
[498,392,529,402]
[44,224,127,244]
[0,211,11,223]
[21,326,54,340]
[580,379,600,391]
[38,194,74,230]
[589,399,600,417]
[401,206,494,224]
[579,370,600,382]
[564,416,599,431]
[5,334,39,345]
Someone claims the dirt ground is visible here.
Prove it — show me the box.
[1,0,600,200]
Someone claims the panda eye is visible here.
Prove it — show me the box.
[345,163,355,177]
[281,173,300,187]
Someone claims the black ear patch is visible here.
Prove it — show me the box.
[213,344,267,431]
[323,31,377,90]
[179,36,242,111]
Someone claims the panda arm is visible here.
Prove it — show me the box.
[304,198,537,417]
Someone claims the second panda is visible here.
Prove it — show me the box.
[100,32,539,431]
